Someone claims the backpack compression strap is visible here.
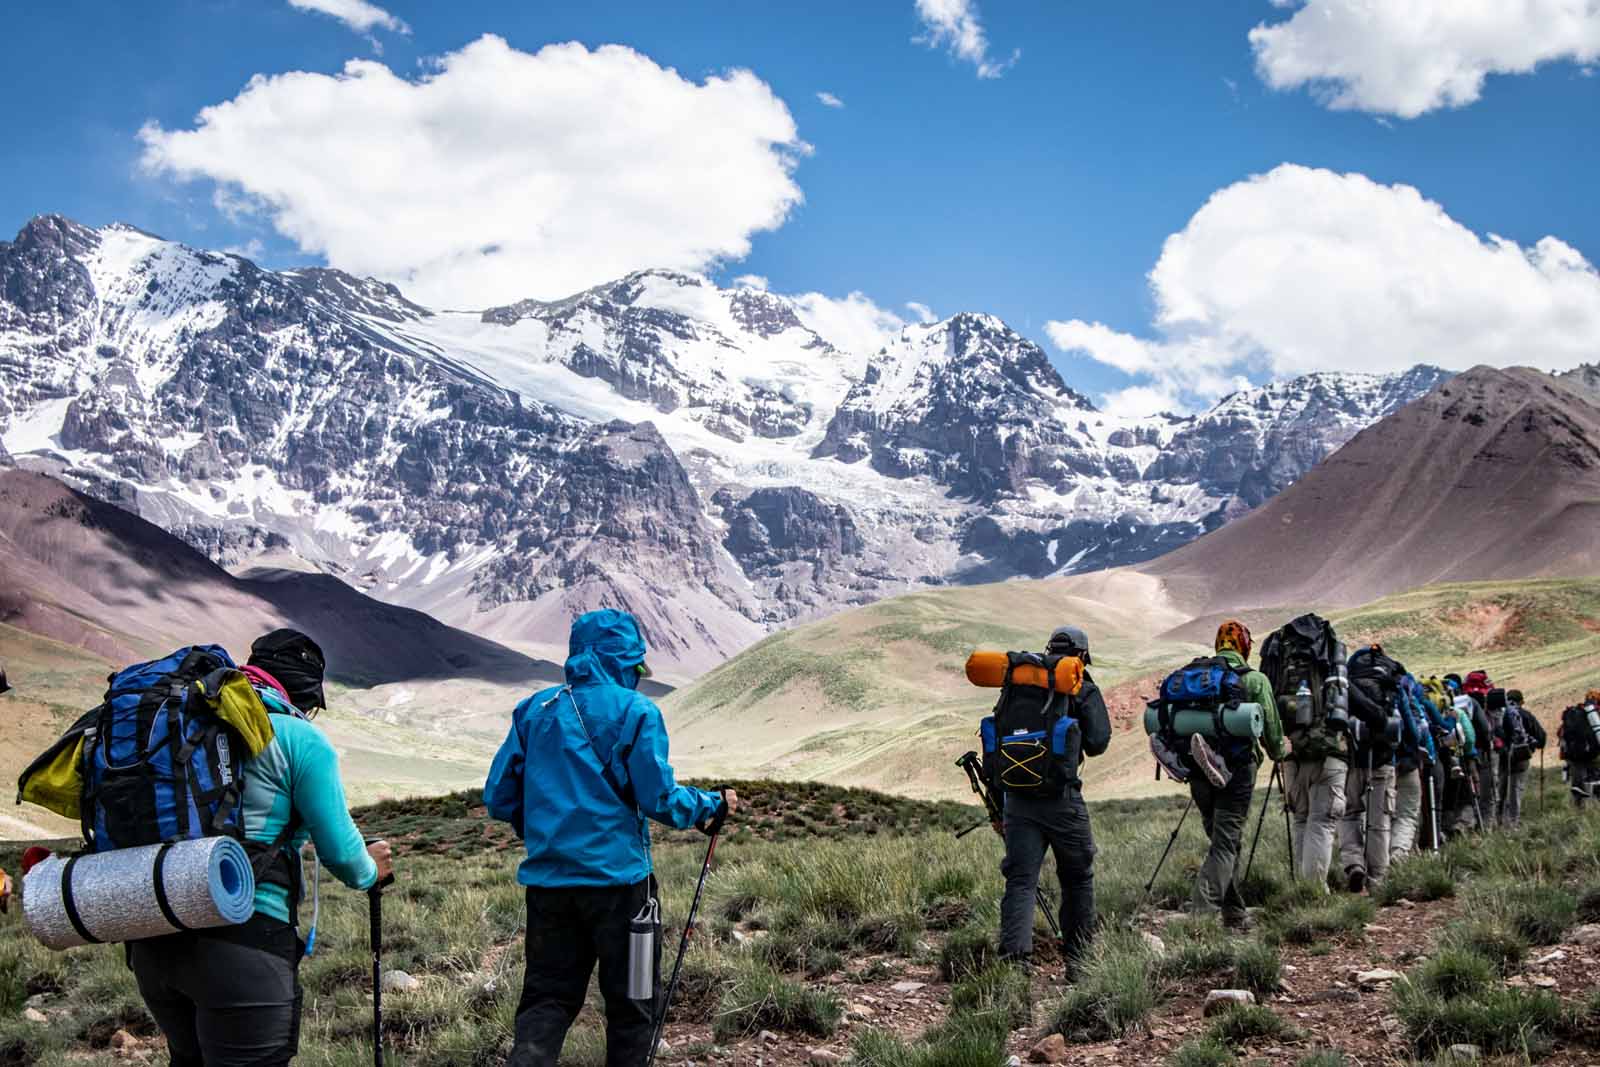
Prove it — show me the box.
[58,855,102,945]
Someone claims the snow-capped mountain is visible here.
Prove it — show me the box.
[0,216,1450,677]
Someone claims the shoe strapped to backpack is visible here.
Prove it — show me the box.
[1189,734,1230,788]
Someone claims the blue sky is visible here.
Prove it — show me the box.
[3,0,1599,413]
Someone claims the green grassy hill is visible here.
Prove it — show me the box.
[663,576,1600,800]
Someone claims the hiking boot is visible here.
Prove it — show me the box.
[1150,734,1190,783]
[1222,910,1254,932]
[1189,734,1230,787]
[1346,866,1366,894]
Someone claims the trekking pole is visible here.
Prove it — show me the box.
[646,791,729,1067]
[1282,768,1296,881]
[954,752,1059,940]
[1539,747,1545,817]
[1361,746,1376,876]
[367,864,396,1067]
[1242,761,1278,888]
[1143,797,1194,901]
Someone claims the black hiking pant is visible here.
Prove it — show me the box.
[129,914,302,1067]
[510,878,656,1067]
[1188,758,1254,922]
[998,787,1096,968]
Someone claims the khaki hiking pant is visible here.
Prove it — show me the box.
[1340,761,1396,885]
[1390,767,1422,861]
[1502,768,1528,827]
[1284,756,1346,888]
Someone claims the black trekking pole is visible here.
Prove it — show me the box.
[367,855,396,1067]
[1360,746,1377,875]
[646,792,729,1067]
[1242,761,1278,888]
[1539,746,1546,817]
[1143,797,1194,901]
[1282,769,1296,881]
[954,752,1060,940]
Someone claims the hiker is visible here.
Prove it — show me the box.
[1389,674,1438,860]
[1262,614,1346,889]
[1340,645,1403,892]
[994,624,1111,973]
[1558,689,1600,808]
[0,660,10,694]
[1496,690,1545,828]
[0,866,11,914]
[1465,672,1502,826]
[129,630,392,1067]
[1444,689,1485,835]
[1175,621,1283,930]
[485,609,737,1067]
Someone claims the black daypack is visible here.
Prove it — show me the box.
[1562,704,1600,763]
[980,653,1081,799]
[1260,614,1349,740]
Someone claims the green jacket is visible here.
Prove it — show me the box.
[1217,649,1285,764]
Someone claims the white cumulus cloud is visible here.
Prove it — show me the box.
[287,0,408,34]
[913,0,1019,79]
[1251,0,1600,118]
[138,35,807,308]
[1047,164,1600,414]
[817,91,845,108]
[791,291,911,356]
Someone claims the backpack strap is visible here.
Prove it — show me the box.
[59,855,102,945]
[151,842,189,933]
[165,683,193,841]
[547,687,635,809]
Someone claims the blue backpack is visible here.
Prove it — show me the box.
[1156,655,1252,762]
[82,646,247,851]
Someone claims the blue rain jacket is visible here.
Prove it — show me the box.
[484,609,723,887]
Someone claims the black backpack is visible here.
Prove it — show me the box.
[1260,614,1348,739]
[1562,705,1600,763]
[980,653,1081,798]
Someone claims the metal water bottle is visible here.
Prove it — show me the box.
[628,896,660,1002]
[1293,680,1313,729]
[1586,705,1600,749]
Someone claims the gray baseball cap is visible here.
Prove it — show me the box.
[1046,625,1091,664]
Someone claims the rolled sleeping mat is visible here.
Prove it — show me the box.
[966,651,1083,694]
[1143,702,1264,741]
[23,837,256,951]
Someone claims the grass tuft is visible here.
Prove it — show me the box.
[711,962,842,1042]
[1167,1036,1237,1067]
[1230,941,1282,999]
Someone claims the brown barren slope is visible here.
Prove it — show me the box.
[0,468,561,689]
[1147,366,1600,613]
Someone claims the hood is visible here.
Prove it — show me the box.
[565,609,648,690]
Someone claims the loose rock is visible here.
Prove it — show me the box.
[759,1031,780,1045]
[23,1007,48,1024]
[808,1050,843,1066]
[890,980,926,995]
[1567,923,1600,947]
[111,1029,141,1051]
[1029,1034,1070,1064]
[1355,968,1402,986]
[1203,990,1257,1017]
[1446,1044,1482,1061]
[380,970,420,993]
[1141,932,1167,957]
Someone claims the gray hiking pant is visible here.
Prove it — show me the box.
[1284,755,1346,888]
[1501,767,1528,827]
[1188,759,1254,921]
[1339,761,1395,885]
[1390,767,1422,861]
[1478,748,1499,826]
[999,788,1096,967]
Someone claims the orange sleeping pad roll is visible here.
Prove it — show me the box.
[965,651,1083,695]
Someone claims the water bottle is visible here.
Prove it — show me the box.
[627,896,660,1002]
[1324,643,1351,731]
[1293,680,1313,729]
[1587,705,1600,750]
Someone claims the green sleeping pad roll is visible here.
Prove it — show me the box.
[1142,702,1263,740]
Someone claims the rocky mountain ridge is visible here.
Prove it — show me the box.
[0,215,1449,676]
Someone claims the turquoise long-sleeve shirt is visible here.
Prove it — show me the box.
[242,690,377,923]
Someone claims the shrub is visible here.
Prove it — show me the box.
[1498,884,1577,946]
[939,923,997,983]
[1167,1036,1237,1067]
[1295,1051,1349,1067]
[1049,929,1160,1041]
[1231,941,1282,999]
[1394,980,1562,1058]
[948,965,1031,1031]
[1155,917,1236,982]
[1264,896,1375,946]
[1413,948,1496,1000]
[712,964,842,1042]
[1374,853,1456,905]
[850,1013,1008,1067]
[1439,918,1528,973]
[1205,1004,1291,1046]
